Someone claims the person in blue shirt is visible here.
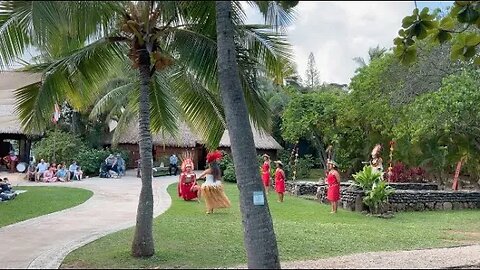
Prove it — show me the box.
[56,164,68,182]
[169,154,178,176]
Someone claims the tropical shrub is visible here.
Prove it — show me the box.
[352,165,395,214]
[363,180,395,214]
[352,165,382,191]
[296,154,315,179]
[33,130,87,164]
[75,148,111,176]
[220,153,236,183]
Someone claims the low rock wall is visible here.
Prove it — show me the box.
[287,181,480,212]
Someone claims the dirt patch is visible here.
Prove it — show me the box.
[443,230,480,245]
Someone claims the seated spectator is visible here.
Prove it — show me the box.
[105,154,114,170]
[68,161,78,181]
[26,163,36,181]
[51,162,57,171]
[73,166,83,181]
[0,177,12,193]
[43,167,57,182]
[115,154,125,176]
[56,164,68,182]
[2,151,18,173]
[0,177,16,201]
[35,159,49,182]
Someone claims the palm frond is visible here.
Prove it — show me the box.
[149,71,180,137]
[170,67,226,149]
[248,1,296,33]
[0,1,33,69]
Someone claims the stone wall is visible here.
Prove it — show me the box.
[287,181,480,212]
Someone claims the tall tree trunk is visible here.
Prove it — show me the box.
[215,2,280,268]
[131,47,155,257]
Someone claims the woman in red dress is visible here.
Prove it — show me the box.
[261,154,271,194]
[325,159,341,213]
[178,159,200,202]
[274,160,286,203]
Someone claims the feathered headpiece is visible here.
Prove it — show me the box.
[180,151,195,172]
[206,150,222,163]
[371,144,382,157]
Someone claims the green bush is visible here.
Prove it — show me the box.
[219,153,236,183]
[33,130,87,164]
[352,165,395,214]
[296,154,315,179]
[223,164,237,183]
[352,165,382,191]
[363,180,395,214]
[75,148,111,176]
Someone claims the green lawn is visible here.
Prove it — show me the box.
[61,182,480,269]
[0,186,93,228]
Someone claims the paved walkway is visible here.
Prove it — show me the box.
[1,170,179,269]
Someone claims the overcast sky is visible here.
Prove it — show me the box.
[243,1,453,85]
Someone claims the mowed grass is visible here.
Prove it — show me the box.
[62,182,480,269]
[0,186,93,228]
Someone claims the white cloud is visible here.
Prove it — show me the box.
[245,1,419,85]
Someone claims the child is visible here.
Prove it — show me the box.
[74,166,83,181]
[274,161,286,203]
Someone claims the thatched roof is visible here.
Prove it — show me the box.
[0,71,42,135]
[219,127,283,150]
[110,121,283,150]
[110,121,199,147]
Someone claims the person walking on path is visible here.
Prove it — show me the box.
[169,154,179,176]
[326,159,341,213]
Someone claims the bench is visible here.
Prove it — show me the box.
[152,167,170,177]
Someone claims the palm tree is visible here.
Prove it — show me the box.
[0,1,294,258]
[215,1,296,268]
[353,45,388,68]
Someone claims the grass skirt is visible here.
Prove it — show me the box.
[201,181,231,210]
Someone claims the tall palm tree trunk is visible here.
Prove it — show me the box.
[215,1,280,268]
[131,47,155,257]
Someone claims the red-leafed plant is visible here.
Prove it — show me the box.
[388,162,427,183]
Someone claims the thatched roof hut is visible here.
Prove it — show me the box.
[0,71,42,163]
[108,121,283,150]
[108,121,283,169]
[0,71,42,135]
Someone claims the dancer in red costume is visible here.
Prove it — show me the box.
[261,154,271,194]
[325,159,341,213]
[274,160,286,202]
[178,158,200,202]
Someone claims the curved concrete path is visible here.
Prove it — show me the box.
[1,170,179,269]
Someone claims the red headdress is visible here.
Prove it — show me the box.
[206,150,222,163]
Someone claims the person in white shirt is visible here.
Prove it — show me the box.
[68,161,78,181]
[35,159,49,182]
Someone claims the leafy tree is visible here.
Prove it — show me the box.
[33,130,87,164]
[282,89,346,169]
[304,52,320,89]
[393,2,480,65]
